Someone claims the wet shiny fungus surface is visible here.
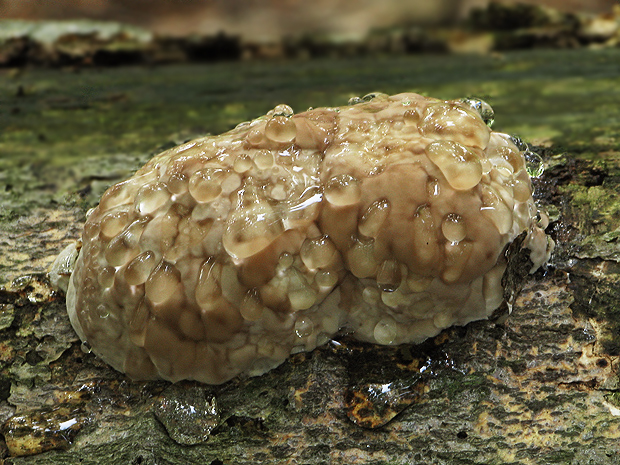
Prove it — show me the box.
[64,92,552,384]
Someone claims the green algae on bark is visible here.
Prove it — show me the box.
[2,48,619,285]
[2,47,620,464]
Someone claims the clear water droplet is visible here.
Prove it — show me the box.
[362,92,388,102]
[269,104,294,117]
[509,135,528,152]
[300,235,337,269]
[374,318,397,345]
[265,116,296,143]
[324,174,361,206]
[295,318,314,338]
[524,149,544,177]
[240,289,264,321]
[442,213,466,243]
[359,199,390,237]
[96,304,110,319]
[461,97,495,127]
[154,385,220,445]
[135,182,170,215]
[425,140,482,190]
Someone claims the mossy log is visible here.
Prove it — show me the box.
[1,48,620,465]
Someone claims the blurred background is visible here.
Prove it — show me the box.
[0,0,616,41]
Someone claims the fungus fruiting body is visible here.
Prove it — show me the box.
[64,93,552,384]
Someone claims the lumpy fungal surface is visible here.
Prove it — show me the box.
[64,93,553,384]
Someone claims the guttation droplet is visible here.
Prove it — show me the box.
[104,218,146,267]
[376,259,401,292]
[233,154,252,173]
[509,135,528,152]
[196,260,222,311]
[240,289,264,321]
[348,96,363,105]
[254,150,274,170]
[300,235,337,270]
[362,92,388,102]
[270,104,294,117]
[145,261,181,305]
[222,203,283,260]
[324,174,362,206]
[480,185,513,235]
[373,318,397,344]
[124,250,157,286]
[441,213,466,243]
[294,318,314,338]
[461,97,495,127]
[403,109,420,125]
[189,168,226,203]
[443,240,473,283]
[315,270,338,288]
[136,182,170,215]
[288,269,318,311]
[129,300,150,346]
[524,149,544,178]
[100,210,130,238]
[167,172,189,195]
[98,266,116,289]
[87,306,107,325]
[425,140,482,191]
[419,102,490,149]
[265,116,297,143]
[359,199,390,237]
[347,237,377,278]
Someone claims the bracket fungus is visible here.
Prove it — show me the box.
[60,92,553,384]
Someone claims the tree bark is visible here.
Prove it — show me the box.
[1,47,620,464]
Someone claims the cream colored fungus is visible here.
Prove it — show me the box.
[64,93,552,384]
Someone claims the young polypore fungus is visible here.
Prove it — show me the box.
[65,93,553,384]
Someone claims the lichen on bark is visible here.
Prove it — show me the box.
[2,47,620,464]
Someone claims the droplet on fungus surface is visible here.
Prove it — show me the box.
[100,210,130,238]
[62,92,553,384]
[124,250,157,286]
[254,150,274,170]
[524,148,545,177]
[145,261,181,305]
[359,199,390,238]
[239,289,264,321]
[135,182,170,215]
[325,174,362,206]
[300,236,337,270]
[265,115,297,143]
[425,140,483,190]
[461,97,495,127]
[295,318,315,338]
[374,318,398,345]
[189,168,225,203]
[442,214,466,243]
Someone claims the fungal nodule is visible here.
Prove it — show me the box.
[60,93,553,384]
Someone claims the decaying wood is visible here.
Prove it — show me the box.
[1,47,620,465]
